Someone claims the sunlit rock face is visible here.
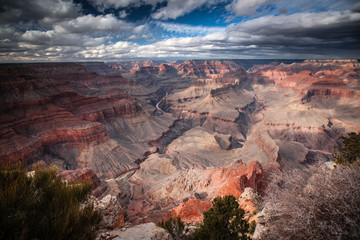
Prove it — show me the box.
[1,59,359,227]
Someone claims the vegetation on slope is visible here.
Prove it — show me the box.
[0,162,102,240]
[159,195,252,240]
[193,195,251,240]
[262,132,360,239]
[158,215,188,240]
[333,132,360,165]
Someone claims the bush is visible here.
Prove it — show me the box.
[0,162,102,240]
[158,214,188,240]
[193,195,251,240]
[262,165,360,240]
[333,132,360,165]
[248,221,256,235]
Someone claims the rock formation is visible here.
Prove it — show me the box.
[94,195,126,229]
[60,168,107,198]
[1,59,359,231]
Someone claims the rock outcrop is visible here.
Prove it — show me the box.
[94,195,126,229]
[108,222,169,240]
[171,199,212,223]
[60,168,107,198]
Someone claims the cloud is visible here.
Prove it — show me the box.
[134,10,360,59]
[232,10,360,39]
[0,0,81,24]
[76,41,138,59]
[352,2,360,12]
[226,0,272,17]
[226,0,360,17]
[1,6,360,61]
[88,0,223,19]
[20,30,108,47]
[152,0,216,20]
[87,0,138,11]
[53,14,133,34]
[119,10,128,18]
[156,21,225,36]
[87,0,165,11]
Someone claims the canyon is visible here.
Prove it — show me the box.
[1,59,359,234]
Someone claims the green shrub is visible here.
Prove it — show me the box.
[333,132,360,165]
[193,195,251,240]
[248,220,256,234]
[0,162,102,240]
[158,214,188,240]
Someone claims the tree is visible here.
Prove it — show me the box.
[0,162,102,240]
[193,195,251,240]
[262,165,360,240]
[333,132,360,165]
[158,214,188,240]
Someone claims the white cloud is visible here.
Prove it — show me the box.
[20,30,108,47]
[152,0,214,20]
[76,41,138,58]
[53,14,133,34]
[119,10,128,18]
[156,21,225,36]
[226,0,272,16]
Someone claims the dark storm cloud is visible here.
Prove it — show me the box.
[87,0,164,12]
[351,2,360,13]
[87,0,224,20]
[0,0,81,24]
[135,11,360,59]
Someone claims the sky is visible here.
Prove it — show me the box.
[0,0,360,62]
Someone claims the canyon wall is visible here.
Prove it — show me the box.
[1,59,359,227]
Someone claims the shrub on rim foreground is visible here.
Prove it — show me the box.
[0,161,102,240]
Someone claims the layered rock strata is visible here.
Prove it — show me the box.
[1,59,359,230]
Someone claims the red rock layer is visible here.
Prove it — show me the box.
[168,161,264,223]
[214,161,264,198]
[60,168,101,187]
[108,60,165,72]
[0,63,140,165]
[171,199,212,223]
[60,168,107,198]
[175,60,241,78]
[255,60,360,99]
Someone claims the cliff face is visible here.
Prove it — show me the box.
[255,59,360,99]
[1,59,360,228]
[108,60,165,72]
[175,60,241,78]
[0,63,173,178]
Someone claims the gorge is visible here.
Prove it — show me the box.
[1,59,359,237]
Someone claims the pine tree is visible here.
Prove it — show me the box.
[193,195,251,240]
